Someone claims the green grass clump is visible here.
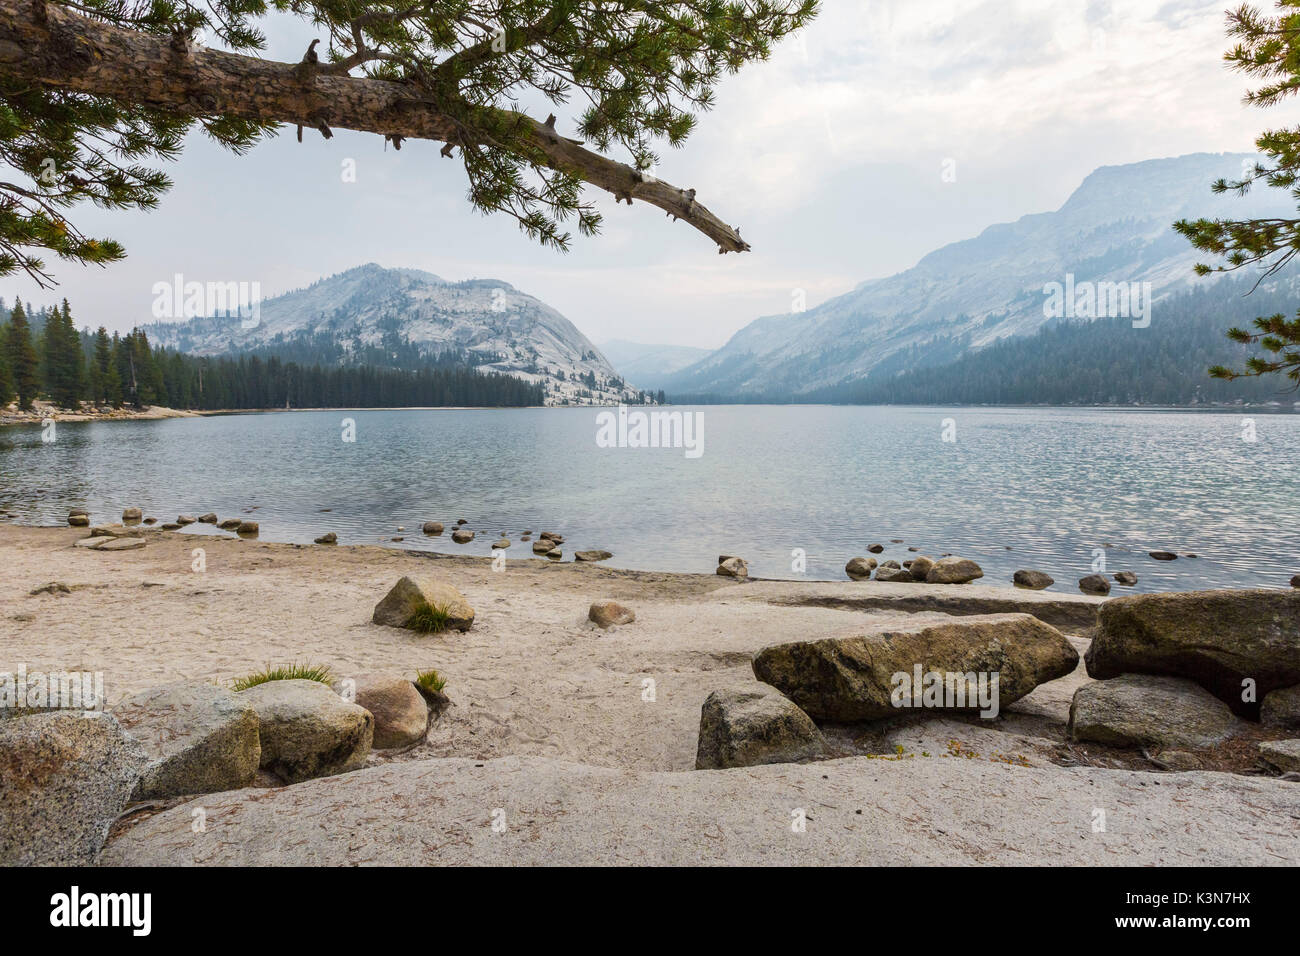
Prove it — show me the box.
[415,668,447,693]
[231,663,334,692]
[405,600,452,634]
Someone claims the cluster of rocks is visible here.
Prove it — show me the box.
[845,554,983,585]
[68,507,257,539]
[0,672,449,865]
[1068,589,1300,772]
[695,588,1300,778]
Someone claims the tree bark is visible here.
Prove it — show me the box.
[0,0,750,253]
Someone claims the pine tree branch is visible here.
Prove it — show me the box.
[0,0,750,252]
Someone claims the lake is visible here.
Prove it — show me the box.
[1,405,1297,593]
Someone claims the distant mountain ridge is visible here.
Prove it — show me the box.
[662,152,1295,397]
[145,264,642,406]
[598,340,711,391]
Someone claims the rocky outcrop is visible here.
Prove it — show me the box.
[237,679,373,783]
[695,684,829,769]
[1261,685,1300,731]
[0,712,147,865]
[1013,569,1053,590]
[752,613,1079,721]
[372,576,475,631]
[1258,739,1300,773]
[1067,674,1247,750]
[925,557,984,584]
[337,675,429,750]
[1085,589,1300,717]
[589,601,635,628]
[114,681,260,799]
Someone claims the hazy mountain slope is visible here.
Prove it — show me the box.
[663,153,1294,397]
[145,264,638,406]
[599,339,711,390]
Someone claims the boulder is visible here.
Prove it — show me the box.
[575,550,614,562]
[236,520,259,536]
[218,518,242,530]
[314,532,337,545]
[1258,739,1300,773]
[1148,550,1178,561]
[908,555,935,581]
[717,557,749,578]
[143,517,157,525]
[532,539,554,554]
[752,613,1079,721]
[335,675,428,750]
[1292,574,1300,589]
[372,576,475,631]
[1078,574,1111,595]
[1113,571,1138,586]
[540,532,564,543]
[845,557,877,580]
[177,515,196,525]
[879,559,901,570]
[925,556,984,584]
[1013,569,1054,590]
[122,507,142,522]
[0,712,147,865]
[161,523,182,531]
[114,681,260,799]
[867,544,884,554]
[451,529,474,544]
[875,566,913,583]
[197,513,218,523]
[422,521,444,535]
[1085,589,1300,717]
[68,513,89,527]
[237,679,372,783]
[588,601,635,628]
[1067,674,1247,750]
[491,538,511,549]
[695,685,829,770]
[1261,685,1300,731]
[545,547,562,559]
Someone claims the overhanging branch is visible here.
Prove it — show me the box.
[0,0,751,252]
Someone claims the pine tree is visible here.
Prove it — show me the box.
[41,298,85,408]
[90,327,120,407]
[0,0,816,285]
[1175,2,1300,385]
[0,322,11,407]
[6,300,40,410]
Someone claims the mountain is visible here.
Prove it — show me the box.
[145,264,641,406]
[599,339,711,390]
[663,153,1294,398]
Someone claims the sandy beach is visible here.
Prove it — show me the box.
[2,523,1297,865]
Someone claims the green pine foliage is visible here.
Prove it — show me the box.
[1174,1,1300,384]
[5,300,40,410]
[40,298,86,407]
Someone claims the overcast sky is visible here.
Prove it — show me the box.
[9,0,1269,348]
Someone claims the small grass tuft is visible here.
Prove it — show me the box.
[415,668,447,693]
[405,600,452,634]
[231,663,334,692]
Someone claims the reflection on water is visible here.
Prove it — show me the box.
[1,405,1296,592]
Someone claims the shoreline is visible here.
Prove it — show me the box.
[2,522,1295,866]
[3,399,1298,429]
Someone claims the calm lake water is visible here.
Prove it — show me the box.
[1,405,1297,593]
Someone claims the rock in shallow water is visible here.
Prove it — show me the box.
[0,712,147,865]
[845,557,877,580]
[422,521,443,535]
[717,557,748,578]
[1085,589,1300,718]
[752,613,1078,722]
[1067,674,1247,750]
[875,566,913,583]
[925,556,984,584]
[695,684,829,770]
[451,529,474,543]
[1013,569,1053,590]
[1078,574,1110,595]
[114,680,260,799]
[237,679,372,784]
[1113,571,1138,586]
[574,550,613,562]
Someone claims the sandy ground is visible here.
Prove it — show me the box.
[1,524,1296,865]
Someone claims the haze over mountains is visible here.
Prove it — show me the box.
[659,153,1294,399]
[146,264,640,406]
